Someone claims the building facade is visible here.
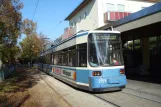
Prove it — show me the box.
[65,0,155,32]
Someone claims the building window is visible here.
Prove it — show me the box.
[106,3,115,11]
[79,16,81,22]
[84,12,87,19]
[70,22,73,26]
[117,4,125,12]
[74,20,76,26]
[134,39,141,50]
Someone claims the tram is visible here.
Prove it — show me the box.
[38,30,126,92]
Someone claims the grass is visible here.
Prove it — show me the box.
[0,68,32,106]
[0,73,26,93]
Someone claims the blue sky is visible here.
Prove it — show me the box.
[19,0,83,42]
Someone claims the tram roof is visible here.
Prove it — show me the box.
[40,30,121,56]
[50,30,120,49]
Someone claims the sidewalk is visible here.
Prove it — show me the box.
[127,79,161,96]
[123,79,161,103]
[0,68,70,107]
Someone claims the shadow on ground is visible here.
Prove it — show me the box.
[0,68,41,107]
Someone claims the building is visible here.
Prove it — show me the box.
[65,0,156,32]
[97,2,161,77]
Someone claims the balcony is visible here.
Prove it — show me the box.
[104,11,131,23]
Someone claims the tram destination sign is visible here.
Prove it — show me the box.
[96,34,119,41]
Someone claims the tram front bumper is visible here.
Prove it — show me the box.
[89,76,126,91]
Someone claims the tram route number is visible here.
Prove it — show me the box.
[98,78,107,84]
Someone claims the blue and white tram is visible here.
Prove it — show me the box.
[38,30,127,92]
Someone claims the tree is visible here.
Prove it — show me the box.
[0,0,23,44]
[38,32,51,52]
[22,19,37,36]
[20,19,42,63]
[0,0,23,63]
[0,43,21,63]
[19,34,42,62]
[20,18,53,64]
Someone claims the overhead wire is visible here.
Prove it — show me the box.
[32,0,40,20]
[31,0,63,31]
[53,21,62,31]
[31,0,64,38]
[37,20,63,23]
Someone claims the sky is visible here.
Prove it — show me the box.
[19,0,83,42]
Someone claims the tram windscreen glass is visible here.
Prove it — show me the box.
[88,33,124,67]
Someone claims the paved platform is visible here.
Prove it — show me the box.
[124,79,161,103]
[127,79,161,96]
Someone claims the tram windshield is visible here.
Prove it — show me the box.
[88,33,124,67]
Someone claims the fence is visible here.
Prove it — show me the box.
[0,64,15,82]
[0,63,39,82]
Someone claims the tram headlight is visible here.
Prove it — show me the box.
[120,69,124,74]
[92,71,102,76]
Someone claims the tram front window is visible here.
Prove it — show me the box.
[88,33,124,67]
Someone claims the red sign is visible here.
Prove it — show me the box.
[53,68,62,74]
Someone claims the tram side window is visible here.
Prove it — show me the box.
[44,55,46,63]
[78,43,87,67]
[47,54,50,64]
[68,47,76,67]
[45,55,47,64]
[45,54,50,64]
[50,53,52,64]
[41,56,44,63]
[52,53,54,65]
[58,51,62,65]
[38,56,45,63]
[48,54,51,64]
[54,51,62,65]
[54,52,58,65]
[62,49,68,66]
